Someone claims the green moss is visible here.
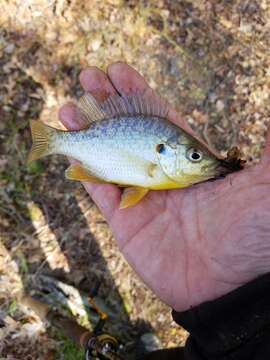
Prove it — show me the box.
[27,160,44,175]
[7,299,18,316]
[56,335,84,360]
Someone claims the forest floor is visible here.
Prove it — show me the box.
[0,0,270,359]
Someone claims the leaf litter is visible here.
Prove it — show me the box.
[0,0,270,358]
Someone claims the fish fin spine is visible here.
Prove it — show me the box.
[28,121,56,164]
[78,94,107,127]
[102,91,169,119]
[77,91,169,128]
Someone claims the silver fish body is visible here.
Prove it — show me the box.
[53,116,182,189]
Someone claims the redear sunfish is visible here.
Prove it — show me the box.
[28,92,240,208]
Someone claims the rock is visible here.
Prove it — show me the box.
[4,43,15,54]
[136,332,163,357]
[216,99,225,112]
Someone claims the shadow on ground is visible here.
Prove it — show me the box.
[1,0,270,358]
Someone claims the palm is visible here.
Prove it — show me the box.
[60,63,270,311]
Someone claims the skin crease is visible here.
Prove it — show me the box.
[59,62,270,312]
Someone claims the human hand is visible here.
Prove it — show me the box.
[59,63,270,311]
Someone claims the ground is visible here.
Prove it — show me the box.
[0,0,270,359]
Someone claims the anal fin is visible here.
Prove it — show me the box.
[65,164,104,183]
[120,187,149,209]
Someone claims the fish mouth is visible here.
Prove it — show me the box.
[213,156,246,179]
[203,149,245,181]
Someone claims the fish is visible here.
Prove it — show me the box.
[28,92,241,209]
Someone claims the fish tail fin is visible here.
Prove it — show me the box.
[28,120,57,164]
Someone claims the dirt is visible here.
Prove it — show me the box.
[0,0,270,358]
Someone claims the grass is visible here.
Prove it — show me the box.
[56,334,84,360]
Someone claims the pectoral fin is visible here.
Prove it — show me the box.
[120,187,149,209]
[65,164,104,183]
[148,163,158,178]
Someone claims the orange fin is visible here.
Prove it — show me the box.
[65,164,104,183]
[120,187,149,209]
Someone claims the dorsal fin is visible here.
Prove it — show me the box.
[77,91,169,128]
[101,91,169,119]
[77,94,107,126]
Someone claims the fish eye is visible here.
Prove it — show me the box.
[187,148,203,162]
[156,144,166,154]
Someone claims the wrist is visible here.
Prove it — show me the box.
[172,273,270,358]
